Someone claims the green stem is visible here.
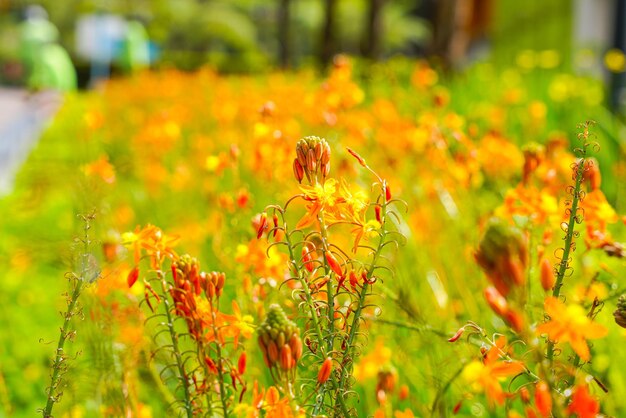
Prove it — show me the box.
[283,224,351,417]
[547,157,585,363]
[42,277,84,417]
[42,216,92,417]
[335,195,389,403]
[209,298,230,417]
[159,270,194,418]
[197,342,214,415]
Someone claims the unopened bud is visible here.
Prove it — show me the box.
[317,357,333,384]
[540,258,555,291]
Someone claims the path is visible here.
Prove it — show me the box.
[0,88,61,195]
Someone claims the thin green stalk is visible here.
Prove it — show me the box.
[547,157,585,363]
[208,298,229,417]
[197,342,214,415]
[336,195,389,400]
[364,315,448,338]
[282,223,351,417]
[42,216,92,417]
[42,277,85,417]
[158,270,194,417]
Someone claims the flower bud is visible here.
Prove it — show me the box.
[534,381,552,418]
[325,251,343,277]
[279,345,292,370]
[476,218,528,296]
[293,159,304,183]
[127,266,139,288]
[540,258,555,291]
[484,286,508,317]
[238,352,247,375]
[256,212,268,239]
[318,357,333,384]
[448,327,465,343]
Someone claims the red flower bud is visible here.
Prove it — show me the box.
[257,212,268,239]
[484,286,508,317]
[325,251,343,277]
[238,352,247,375]
[317,357,333,384]
[448,327,465,342]
[346,147,367,167]
[127,266,139,288]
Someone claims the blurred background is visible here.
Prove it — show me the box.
[0,0,625,107]
[1,2,626,416]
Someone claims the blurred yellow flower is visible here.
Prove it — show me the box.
[604,48,626,73]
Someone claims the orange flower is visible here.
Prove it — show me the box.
[218,301,254,348]
[461,337,525,405]
[123,225,179,269]
[567,384,600,418]
[82,154,116,184]
[394,409,415,418]
[536,297,607,361]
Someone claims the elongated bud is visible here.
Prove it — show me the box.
[307,149,317,172]
[279,345,292,370]
[323,162,330,177]
[385,182,392,201]
[484,286,508,317]
[314,141,323,160]
[296,147,307,168]
[257,212,268,239]
[349,270,359,289]
[127,266,139,288]
[238,352,247,375]
[504,309,524,333]
[448,327,465,342]
[318,357,333,384]
[302,244,314,272]
[540,258,555,291]
[289,333,303,361]
[347,147,367,167]
[375,205,382,223]
[293,159,304,183]
[325,251,343,277]
[267,340,279,363]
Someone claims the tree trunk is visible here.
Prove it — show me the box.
[277,0,291,68]
[320,0,337,68]
[362,0,385,60]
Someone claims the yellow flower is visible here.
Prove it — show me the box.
[296,178,338,229]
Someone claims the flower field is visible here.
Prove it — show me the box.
[1,57,625,417]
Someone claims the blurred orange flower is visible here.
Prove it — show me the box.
[567,384,600,418]
[461,336,525,405]
[536,297,607,361]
